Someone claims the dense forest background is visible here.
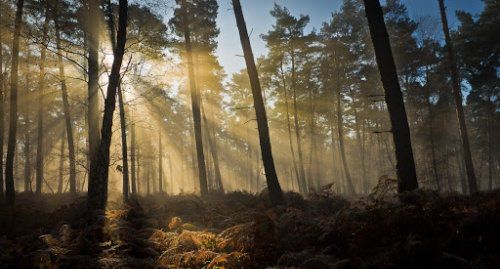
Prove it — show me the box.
[0,0,497,200]
[0,0,499,268]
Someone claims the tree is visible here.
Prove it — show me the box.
[120,4,168,195]
[201,101,223,192]
[232,0,283,205]
[262,5,313,194]
[87,0,128,210]
[58,134,66,193]
[5,0,25,205]
[104,0,129,200]
[169,0,224,194]
[320,0,372,195]
[0,5,5,200]
[53,0,77,195]
[454,0,499,191]
[35,3,50,194]
[86,0,101,172]
[130,123,137,194]
[22,48,32,193]
[180,0,208,197]
[362,0,418,193]
[438,0,478,193]
[117,84,130,199]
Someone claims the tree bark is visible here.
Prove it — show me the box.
[487,108,494,190]
[182,0,208,197]
[329,116,342,192]
[336,82,355,195]
[363,0,418,193]
[23,132,31,192]
[35,6,50,194]
[22,45,33,193]
[354,109,367,194]
[361,118,368,193]
[105,0,129,200]
[290,51,307,194]
[279,58,301,193]
[118,85,130,199]
[201,99,224,192]
[307,75,319,190]
[438,0,477,194]
[54,18,77,195]
[425,70,440,191]
[0,11,4,200]
[58,134,66,193]
[5,0,25,205]
[136,146,140,194]
[87,0,101,177]
[22,49,32,193]
[130,123,137,194]
[232,0,283,205]
[87,0,128,210]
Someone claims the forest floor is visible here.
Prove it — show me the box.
[1,185,500,268]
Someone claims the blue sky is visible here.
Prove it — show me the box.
[215,0,485,78]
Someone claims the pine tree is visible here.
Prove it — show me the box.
[232,0,283,205]
[5,0,26,205]
[88,0,128,210]
[363,0,418,193]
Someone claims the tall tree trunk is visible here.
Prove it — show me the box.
[82,132,89,192]
[425,73,440,191]
[136,146,140,194]
[118,85,129,199]
[130,123,137,194]
[361,118,368,193]
[105,0,129,200]
[23,51,32,193]
[291,51,307,194]
[329,117,342,192]
[158,130,163,193]
[0,11,4,200]
[255,148,261,191]
[24,132,31,192]
[336,82,355,195]
[232,0,283,205]
[87,0,128,210]
[54,19,77,195]
[87,0,101,177]
[181,0,208,197]
[438,0,477,194]
[58,134,66,193]
[487,109,493,190]
[363,0,418,193]
[15,146,21,192]
[23,47,34,193]
[5,0,25,205]
[201,100,223,192]
[307,76,319,190]
[211,131,223,192]
[35,6,50,194]
[354,109,367,194]
[279,59,301,193]
[203,121,213,189]
[189,127,197,189]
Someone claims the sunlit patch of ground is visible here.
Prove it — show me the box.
[1,189,500,268]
